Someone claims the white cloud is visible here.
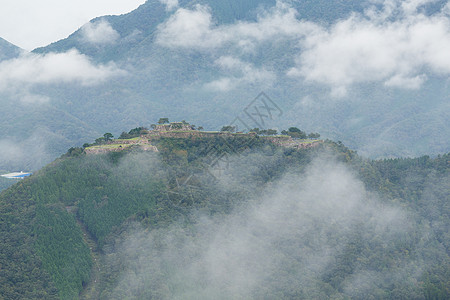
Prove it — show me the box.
[156,2,301,91]
[156,1,309,51]
[400,0,438,14]
[158,0,450,95]
[444,2,450,15]
[81,20,120,44]
[384,73,427,89]
[290,0,450,96]
[204,56,275,91]
[0,49,124,91]
[18,92,51,104]
[159,0,178,11]
[156,5,220,49]
[204,77,235,92]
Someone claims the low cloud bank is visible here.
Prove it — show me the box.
[105,155,427,299]
[0,49,123,89]
[0,49,125,104]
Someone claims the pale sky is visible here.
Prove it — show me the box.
[0,0,147,51]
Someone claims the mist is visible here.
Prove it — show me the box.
[0,130,53,171]
[100,154,427,299]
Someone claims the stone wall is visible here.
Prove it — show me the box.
[85,143,158,155]
[265,136,321,149]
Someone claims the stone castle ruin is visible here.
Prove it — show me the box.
[85,121,321,154]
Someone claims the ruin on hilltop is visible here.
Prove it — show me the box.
[152,122,195,132]
[84,120,322,155]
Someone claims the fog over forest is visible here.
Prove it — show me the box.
[98,153,437,299]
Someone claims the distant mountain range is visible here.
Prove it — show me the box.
[1,0,449,171]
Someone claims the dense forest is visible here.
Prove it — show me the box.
[0,176,17,192]
[0,134,448,299]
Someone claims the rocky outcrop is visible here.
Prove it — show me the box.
[153,123,194,132]
[85,141,158,155]
[85,147,124,155]
[264,136,321,149]
[146,131,228,140]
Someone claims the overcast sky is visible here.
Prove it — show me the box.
[0,0,146,51]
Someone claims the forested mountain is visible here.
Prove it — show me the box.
[1,0,449,173]
[0,132,448,299]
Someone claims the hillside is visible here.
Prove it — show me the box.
[0,129,448,299]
